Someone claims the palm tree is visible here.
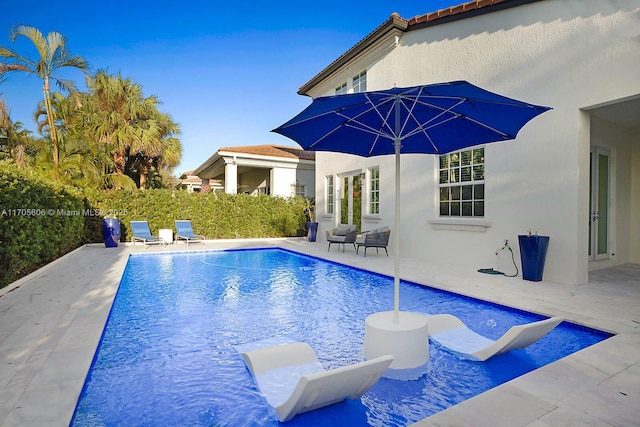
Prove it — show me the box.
[34,90,137,190]
[0,96,32,168]
[85,70,152,175]
[85,69,181,189]
[0,25,89,177]
[134,110,182,189]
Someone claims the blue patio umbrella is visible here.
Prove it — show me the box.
[273,80,551,322]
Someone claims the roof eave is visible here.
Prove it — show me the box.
[298,13,408,96]
[297,0,545,96]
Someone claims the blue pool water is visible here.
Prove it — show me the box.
[71,248,611,426]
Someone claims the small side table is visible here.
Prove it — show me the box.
[159,228,173,244]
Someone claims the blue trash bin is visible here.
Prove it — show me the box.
[103,218,121,248]
[307,222,318,242]
[518,235,549,281]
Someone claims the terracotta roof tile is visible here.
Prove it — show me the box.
[180,176,201,184]
[218,144,315,161]
[406,0,511,26]
[178,170,195,179]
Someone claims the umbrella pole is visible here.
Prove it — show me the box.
[393,97,401,323]
[393,140,401,323]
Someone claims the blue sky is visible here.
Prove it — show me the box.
[1,1,463,172]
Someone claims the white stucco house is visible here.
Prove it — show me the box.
[175,170,210,193]
[297,0,640,285]
[192,144,315,198]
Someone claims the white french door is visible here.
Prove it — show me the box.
[339,173,362,230]
[589,147,610,261]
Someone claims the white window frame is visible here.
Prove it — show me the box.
[335,82,347,95]
[291,183,305,198]
[369,167,380,215]
[439,147,485,217]
[352,71,366,93]
[326,175,334,214]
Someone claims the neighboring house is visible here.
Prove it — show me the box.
[192,144,315,198]
[298,0,640,285]
[176,170,206,193]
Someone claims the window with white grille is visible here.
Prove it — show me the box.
[369,167,380,214]
[291,183,305,197]
[352,71,366,93]
[439,147,485,217]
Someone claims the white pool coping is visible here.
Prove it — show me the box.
[0,239,638,426]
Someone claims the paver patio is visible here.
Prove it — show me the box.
[0,239,638,426]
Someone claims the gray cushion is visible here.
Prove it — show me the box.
[334,224,357,236]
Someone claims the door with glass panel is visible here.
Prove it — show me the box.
[340,174,362,231]
[589,147,610,261]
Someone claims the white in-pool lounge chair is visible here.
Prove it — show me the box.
[425,314,564,361]
[130,221,166,246]
[175,220,205,245]
[239,341,393,422]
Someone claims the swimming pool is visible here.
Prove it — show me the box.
[71,248,611,426]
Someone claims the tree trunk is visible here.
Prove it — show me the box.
[42,78,59,178]
[13,144,26,169]
[139,168,147,189]
[139,157,152,189]
[113,151,126,175]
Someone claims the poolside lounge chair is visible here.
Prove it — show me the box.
[355,226,390,257]
[326,224,358,252]
[130,221,165,246]
[239,341,393,422]
[424,313,564,361]
[175,220,205,245]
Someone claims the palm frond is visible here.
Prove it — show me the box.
[45,31,65,65]
[105,172,138,191]
[53,77,79,94]
[0,46,24,61]
[10,26,48,64]
[60,55,89,72]
[0,62,33,74]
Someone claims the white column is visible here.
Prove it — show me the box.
[225,162,238,194]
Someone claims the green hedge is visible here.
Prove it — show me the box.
[86,190,308,242]
[1,163,309,288]
[0,163,92,288]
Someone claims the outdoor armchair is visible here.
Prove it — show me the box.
[325,224,358,252]
[356,226,390,257]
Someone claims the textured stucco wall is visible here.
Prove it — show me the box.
[312,0,640,284]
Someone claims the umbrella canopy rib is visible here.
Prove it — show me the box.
[271,80,551,321]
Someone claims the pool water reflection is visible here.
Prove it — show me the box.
[70,248,611,426]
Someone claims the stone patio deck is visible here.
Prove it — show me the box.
[1,239,638,426]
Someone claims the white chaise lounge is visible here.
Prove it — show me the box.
[425,314,564,361]
[239,341,393,422]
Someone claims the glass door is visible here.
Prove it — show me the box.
[340,174,362,231]
[589,147,610,261]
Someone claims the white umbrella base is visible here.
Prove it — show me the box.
[363,311,429,380]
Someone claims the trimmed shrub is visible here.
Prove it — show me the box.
[1,164,309,289]
[0,163,88,288]
[86,190,308,242]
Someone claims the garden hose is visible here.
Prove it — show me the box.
[478,241,519,277]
